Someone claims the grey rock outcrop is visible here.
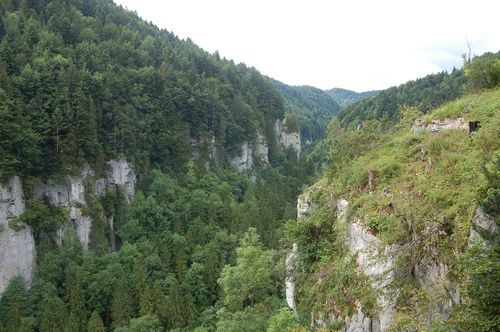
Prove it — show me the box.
[34,167,94,250]
[230,141,254,171]
[338,199,395,332]
[285,191,315,311]
[34,159,136,251]
[285,243,298,312]
[256,134,269,164]
[412,117,468,134]
[469,207,497,246]
[275,120,301,157]
[0,160,136,295]
[0,177,36,295]
[107,159,136,201]
[230,134,270,171]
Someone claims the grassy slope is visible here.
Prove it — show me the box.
[299,88,499,328]
[332,88,499,247]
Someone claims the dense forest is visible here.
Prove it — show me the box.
[271,79,340,143]
[0,0,314,331]
[0,0,287,181]
[326,88,379,107]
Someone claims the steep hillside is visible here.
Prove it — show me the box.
[0,0,293,182]
[271,79,340,142]
[286,87,500,331]
[327,87,380,107]
[0,1,312,331]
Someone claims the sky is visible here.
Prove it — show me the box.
[113,0,500,92]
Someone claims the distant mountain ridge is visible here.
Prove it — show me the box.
[327,87,380,107]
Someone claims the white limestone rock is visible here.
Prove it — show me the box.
[0,177,36,295]
[412,117,468,134]
[297,192,313,219]
[285,243,298,312]
[469,207,497,246]
[275,119,301,157]
[35,160,136,251]
[256,134,269,164]
[230,142,253,171]
[107,159,136,200]
[34,167,94,251]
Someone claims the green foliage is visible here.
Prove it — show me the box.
[114,315,163,332]
[0,0,285,179]
[338,68,467,129]
[266,308,301,332]
[464,52,500,91]
[396,104,421,130]
[218,228,278,311]
[284,113,300,133]
[18,198,68,241]
[0,277,28,331]
[87,311,105,332]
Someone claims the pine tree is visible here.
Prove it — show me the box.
[0,277,28,331]
[111,278,133,328]
[87,311,105,332]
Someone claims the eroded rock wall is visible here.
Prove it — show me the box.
[275,120,301,157]
[412,117,468,134]
[0,177,36,295]
[230,134,270,171]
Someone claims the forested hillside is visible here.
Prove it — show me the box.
[326,87,379,107]
[337,52,499,130]
[286,54,500,330]
[0,1,314,331]
[337,68,467,129]
[271,79,340,142]
[0,0,287,181]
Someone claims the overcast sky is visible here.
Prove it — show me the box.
[114,0,499,92]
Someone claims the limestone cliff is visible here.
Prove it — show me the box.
[291,189,496,331]
[0,159,136,295]
[0,177,36,295]
[275,119,301,157]
[230,134,270,171]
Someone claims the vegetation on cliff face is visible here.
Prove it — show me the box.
[288,84,500,330]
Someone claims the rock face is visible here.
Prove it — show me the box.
[275,120,301,157]
[412,117,468,134]
[0,177,36,295]
[230,141,254,171]
[285,243,298,312]
[107,159,136,201]
[469,207,498,246]
[256,134,269,164]
[285,191,315,311]
[0,159,136,296]
[230,135,270,171]
[34,167,94,250]
[338,199,395,332]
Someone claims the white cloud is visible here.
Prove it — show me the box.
[113,0,500,91]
